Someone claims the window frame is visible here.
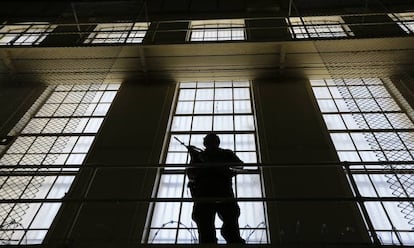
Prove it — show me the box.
[310,78,414,245]
[0,22,57,46]
[144,80,269,244]
[84,22,150,44]
[388,12,414,34]
[188,19,246,42]
[287,16,354,39]
[0,83,121,245]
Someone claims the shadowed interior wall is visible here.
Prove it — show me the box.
[0,82,45,138]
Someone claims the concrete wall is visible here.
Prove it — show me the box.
[0,82,45,139]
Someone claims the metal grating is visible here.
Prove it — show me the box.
[0,83,121,245]
[311,78,414,245]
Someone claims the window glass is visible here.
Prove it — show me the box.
[190,19,246,41]
[311,78,414,245]
[288,16,354,39]
[146,81,268,244]
[84,22,149,44]
[0,83,120,244]
[0,22,56,45]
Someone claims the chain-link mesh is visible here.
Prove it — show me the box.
[311,27,414,243]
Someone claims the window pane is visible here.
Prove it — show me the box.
[66,154,86,165]
[171,116,192,131]
[192,116,212,131]
[234,115,255,130]
[323,114,346,130]
[72,136,94,153]
[176,102,194,114]
[157,174,185,198]
[219,134,235,150]
[330,133,355,150]
[233,88,250,100]
[214,101,233,113]
[195,89,213,100]
[93,103,111,116]
[213,116,233,131]
[235,134,256,151]
[215,88,232,100]
[30,203,61,228]
[178,89,195,100]
[317,99,338,112]
[194,101,213,114]
[84,118,104,133]
[234,100,251,113]
[312,87,331,98]
[165,152,188,164]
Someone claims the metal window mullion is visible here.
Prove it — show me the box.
[187,84,197,162]
[20,133,97,137]
[211,82,216,131]
[231,82,238,197]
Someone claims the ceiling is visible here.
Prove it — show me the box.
[0,0,413,85]
[1,0,413,23]
[1,37,413,85]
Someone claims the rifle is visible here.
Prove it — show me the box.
[173,137,203,153]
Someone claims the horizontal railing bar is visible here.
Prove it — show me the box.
[0,168,412,177]
[1,196,413,204]
[1,161,413,169]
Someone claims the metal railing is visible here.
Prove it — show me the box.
[0,161,413,246]
[0,13,412,47]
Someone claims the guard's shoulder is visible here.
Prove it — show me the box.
[219,148,234,153]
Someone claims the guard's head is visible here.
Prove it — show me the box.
[203,133,220,149]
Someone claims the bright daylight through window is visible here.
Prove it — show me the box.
[288,16,354,39]
[0,22,56,45]
[311,78,414,245]
[145,80,268,244]
[84,22,150,44]
[388,12,414,34]
[0,83,121,245]
[189,19,245,41]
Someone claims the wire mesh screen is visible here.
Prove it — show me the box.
[0,83,121,245]
[310,78,414,245]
